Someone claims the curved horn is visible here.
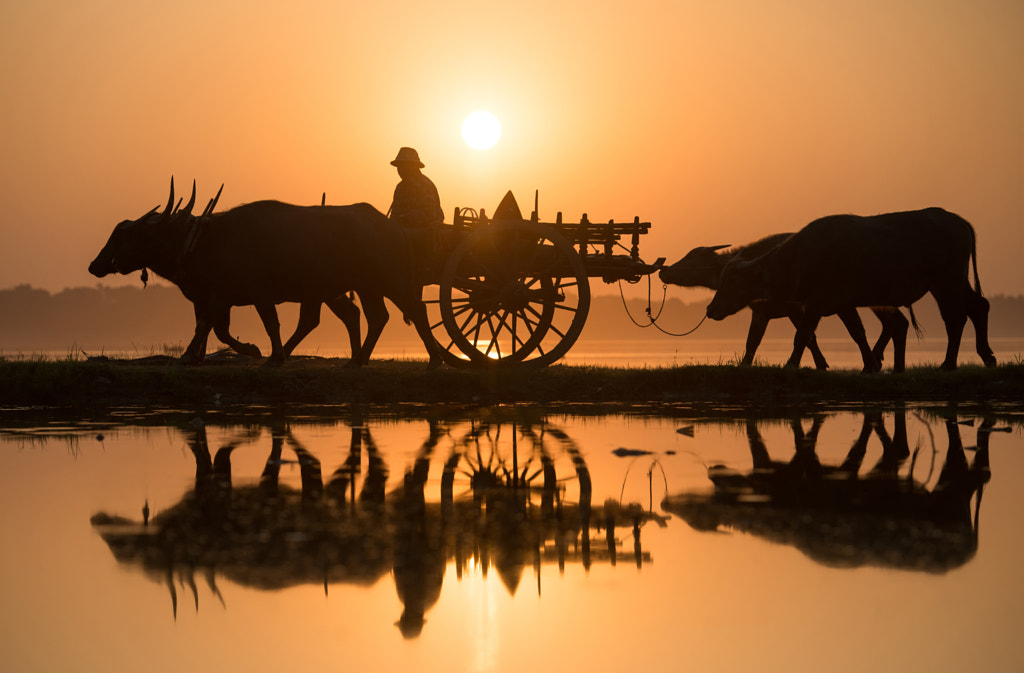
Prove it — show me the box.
[180,180,197,216]
[172,197,183,214]
[163,177,175,215]
[202,184,224,216]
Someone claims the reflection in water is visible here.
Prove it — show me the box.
[90,419,657,637]
[663,408,1004,572]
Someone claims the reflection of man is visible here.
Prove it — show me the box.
[393,457,445,639]
[388,147,444,228]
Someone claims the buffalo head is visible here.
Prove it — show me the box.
[658,244,731,288]
[88,178,217,281]
[705,257,766,320]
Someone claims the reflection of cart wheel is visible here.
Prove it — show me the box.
[438,221,591,367]
[440,423,589,510]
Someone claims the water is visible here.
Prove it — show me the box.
[34,336,1024,371]
[1,404,1022,673]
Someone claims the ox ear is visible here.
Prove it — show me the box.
[179,180,197,217]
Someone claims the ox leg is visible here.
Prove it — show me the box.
[358,295,390,367]
[783,308,829,370]
[325,295,363,366]
[741,311,770,366]
[182,304,213,365]
[391,291,443,370]
[873,307,908,372]
[209,305,263,359]
[933,292,968,371]
[253,303,286,366]
[966,287,997,367]
[837,308,880,373]
[870,309,892,368]
[283,302,322,357]
[786,314,821,369]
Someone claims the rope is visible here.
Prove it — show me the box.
[617,274,708,337]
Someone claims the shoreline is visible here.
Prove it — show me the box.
[2,356,1023,412]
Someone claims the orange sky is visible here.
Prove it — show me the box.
[1,0,1021,300]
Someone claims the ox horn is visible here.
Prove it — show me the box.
[202,184,224,216]
[163,177,175,215]
[179,180,197,217]
[708,244,731,251]
[157,177,176,224]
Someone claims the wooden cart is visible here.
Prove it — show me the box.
[420,191,662,367]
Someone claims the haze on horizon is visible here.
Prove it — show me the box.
[1,0,1021,299]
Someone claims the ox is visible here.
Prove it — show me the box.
[660,234,912,371]
[89,179,441,367]
[705,208,996,371]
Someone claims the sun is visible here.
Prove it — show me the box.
[461,111,501,150]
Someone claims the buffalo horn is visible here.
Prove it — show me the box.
[163,177,175,214]
[202,184,224,216]
[156,178,176,224]
[708,244,731,252]
[180,180,197,216]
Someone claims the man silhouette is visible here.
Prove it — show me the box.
[388,147,444,229]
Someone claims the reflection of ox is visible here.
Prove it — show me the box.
[88,179,440,367]
[91,420,652,638]
[660,234,909,370]
[663,411,998,572]
[705,208,996,371]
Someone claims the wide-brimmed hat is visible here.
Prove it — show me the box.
[390,147,424,168]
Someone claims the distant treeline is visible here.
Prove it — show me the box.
[2,283,1023,357]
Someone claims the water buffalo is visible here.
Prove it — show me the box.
[89,179,441,367]
[706,208,996,371]
[660,235,914,371]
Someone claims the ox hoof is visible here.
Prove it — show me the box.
[236,343,262,359]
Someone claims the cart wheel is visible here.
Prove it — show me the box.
[437,221,591,367]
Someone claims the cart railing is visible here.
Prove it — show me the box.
[452,207,652,266]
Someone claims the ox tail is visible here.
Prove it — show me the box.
[971,231,984,297]
[907,305,924,340]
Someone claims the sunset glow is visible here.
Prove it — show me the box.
[0,1,1021,299]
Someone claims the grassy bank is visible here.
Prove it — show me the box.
[2,354,1022,410]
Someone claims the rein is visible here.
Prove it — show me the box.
[618,275,709,337]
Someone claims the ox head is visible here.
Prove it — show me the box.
[705,257,766,320]
[658,244,731,288]
[88,178,221,283]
